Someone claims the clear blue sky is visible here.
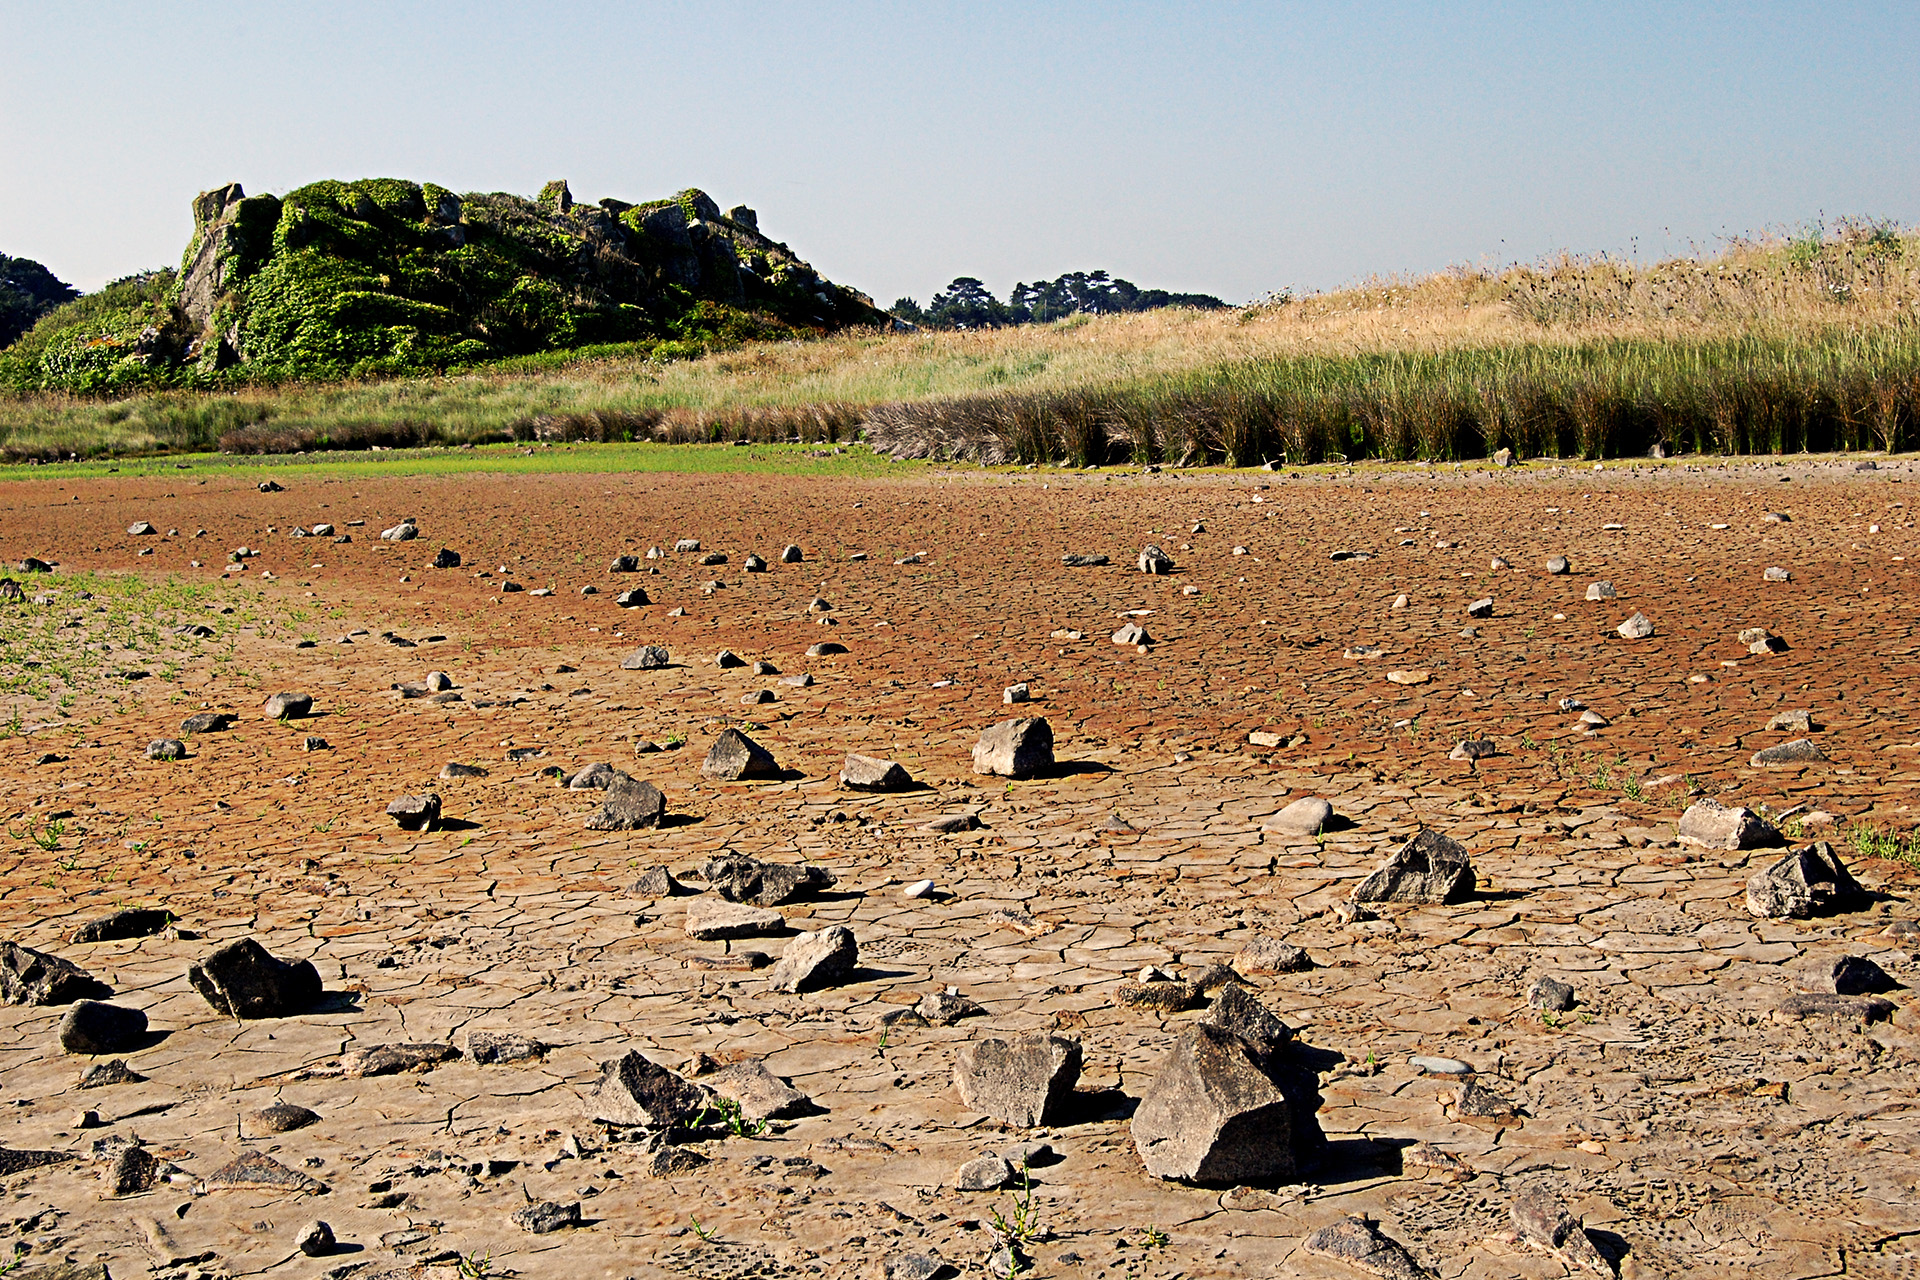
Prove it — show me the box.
[3,1,1915,304]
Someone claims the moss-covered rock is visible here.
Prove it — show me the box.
[2,179,887,393]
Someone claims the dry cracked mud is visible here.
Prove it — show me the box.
[0,453,1916,1280]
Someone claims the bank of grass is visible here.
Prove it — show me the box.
[2,221,1915,463]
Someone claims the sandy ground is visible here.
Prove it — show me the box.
[0,452,1916,1280]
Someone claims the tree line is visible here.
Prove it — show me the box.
[890,270,1226,329]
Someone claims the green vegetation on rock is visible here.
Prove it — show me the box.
[0,179,888,394]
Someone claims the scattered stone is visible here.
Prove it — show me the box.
[1200,984,1292,1058]
[971,716,1054,779]
[179,711,233,734]
[782,544,804,563]
[1385,670,1430,685]
[1545,555,1570,575]
[609,554,640,573]
[1117,978,1203,1012]
[615,587,650,607]
[1585,580,1615,600]
[1133,1024,1303,1184]
[744,553,767,572]
[1775,992,1895,1023]
[841,753,914,790]
[295,1220,336,1257]
[1403,1142,1473,1180]
[432,547,461,568]
[70,908,170,944]
[56,1000,148,1055]
[1678,798,1778,850]
[1616,611,1654,639]
[903,879,936,899]
[753,659,780,675]
[466,1029,548,1065]
[1061,553,1109,567]
[440,761,488,779]
[1527,977,1575,1012]
[1751,737,1828,766]
[1112,622,1152,645]
[341,1042,459,1077]
[923,813,982,833]
[1798,955,1892,995]
[204,1150,328,1194]
[1746,841,1864,918]
[684,899,785,940]
[1003,682,1030,703]
[303,735,328,751]
[79,1058,143,1088]
[1249,730,1284,748]
[264,691,313,719]
[622,644,671,669]
[1410,1055,1473,1075]
[1232,936,1311,976]
[768,925,858,993]
[1138,545,1174,574]
[187,938,322,1018]
[380,521,418,541]
[917,990,983,1024]
[953,1034,1082,1127]
[702,728,780,781]
[706,1060,812,1120]
[807,641,849,656]
[1264,797,1333,836]
[512,1200,581,1234]
[127,521,156,535]
[1305,1220,1428,1280]
[0,941,104,1006]
[582,777,667,832]
[1765,565,1791,581]
[588,1051,708,1127]
[1511,1185,1612,1276]
[644,1145,710,1178]
[385,793,442,831]
[1466,597,1493,618]
[104,1143,160,1196]
[1446,1078,1522,1121]
[1767,708,1814,732]
[882,1254,954,1280]
[1448,739,1498,762]
[1390,592,1410,609]
[145,738,185,761]
[954,1154,1013,1190]
[715,648,746,668]
[1351,830,1475,905]
[250,1102,320,1133]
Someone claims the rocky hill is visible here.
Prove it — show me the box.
[1,179,889,394]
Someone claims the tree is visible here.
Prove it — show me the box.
[0,254,79,347]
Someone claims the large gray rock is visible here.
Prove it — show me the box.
[768,926,857,993]
[1511,1186,1612,1276]
[1131,1023,1301,1184]
[1751,738,1828,766]
[840,753,914,791]
[953,1035,1082,1127]
[263,691,313,719]
[705,1060,812,1121]
[1678,799,1778,850]
[0,942,104,1006]
[1797,955,1892,995]
[701,855,834,906]
[971,717,1053,779]
[1264,797,1333,836]
[1302,1215,1426,1280]
[622,645,671,670]
[702,728,779,780]
[584,777,666,830]
[588,1051,708,1128]
[1350,830,1475,905]
[187,938,321,1018]
[1745,842,1863,919]
[56,1001,147,1055]
[385,793,441,831]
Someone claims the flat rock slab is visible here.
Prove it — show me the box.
[684,900,785,940]
[203,1151,327,1195]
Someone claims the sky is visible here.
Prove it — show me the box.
[2,1,1916,305]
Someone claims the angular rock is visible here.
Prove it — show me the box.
[588,1051,708,1128]
[953,1035,1082,1127]
[768,925,857,993]
[264,691,313,719]
[584,777,666,830]
[715,648,746,667]
[295,1220,336,1257]
[1767,708,1814,732]
[1117,979,1203,1012]
[385,793,441,831]
[56,1000,147,1055]
[1764,565,1791,581]
[1447,1078,1522,1121]
[512,1200,581,1234]
[630,866,682,897]
[79,1058,143,1088]
[433,547,462,568]
[1402,1143,1473,1181]
[1466,597,1493,618]
[609,554,640,573]
[954,1154,1013,1191]
[1138,545,1174,574]
[567,761,622,789]
[807,640,849,656]
[440,761,488,779]
[187,938,322,1018]
[204,1150,327,1194]
[615,586,650,607]
[250,1102,320,1133]
[1112,622,1152,645]
[621,645,671,669]
[702,855,834,906]
[781,544,804,563]
[1511,1185,1613,1276]
[1132,1023,1300,1184]
[127,521,156,535]
[145,738,185,761]
[1302,1215,1425,1280]
[380,521,418,541]
[922,813,981,833]
[916,990,984,1025]
[1232,936,1311,976]
[70,908,171,944]
[180,711,233,734]
[882,1255,954,1280]
[0,941,104,1006]
[684,899,785,940]
[707,1060,812,1120]
[341,1042,459,1077]
[674,538,701,553]
[1775,992,1896,1022]
[702,728,779,780]
[644,1146,710,1178]
[467,1030,548,1064]
[1584,580,1615,601]
[1061,553,1109,567]
[1751,737,1827,766]
[971,716,1053,779]
[104,1143,160,1197]
[1798,955,1892,995]
[1448,739,1498,763]
[1527,977,1576,1012]
[1615,611,1654,639]
[1264,797,1333,836]
[1677,798,1777,850]
[1003,682,1030,704]
[841,753,914,791]
[743,553,767,572]
[1351,830,1475,904]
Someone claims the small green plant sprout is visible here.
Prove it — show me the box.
[1849,822,1920,868]
[689,1217,718,1243]
[9,816,64,851]
[1142,1225,1171,1248]
[712,1095,767,1138]
[456,1250,492,1280]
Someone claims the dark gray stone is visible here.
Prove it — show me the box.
[467,1030,548,1064]
[56,1000,147,1055]
[1351,830,1475,904]
[250,1102,319,1133]
[701,728,779,780]
[511,1200,581,1234]
[0,941,104,1006]
[1800,955,1893,995]
[1751,737,1828,766]
[702,855,834,906]
[70,908,170,944]
[609,554,640,573]
[1302,1215,1425,1280]
[187,938,321,1018]
[385,793,442,830]
[145,738,185,761]
[630,866,682,897]
[622,645,670,669]
[953,1035,1081,1127]
[1511,1185,1612,1275]
[841,753,914,791]
[180,712,233,734]
[1061,553,1110,567]
[1132,1023,1299,1184]
[340,1042,458,1078]
[1138,545,1174,574]
[954,1154,1013,1190]
[1527,977,1576,1012]
[588,1051,707,1127]
[584,777,666,831]
[1745,842,1862,918]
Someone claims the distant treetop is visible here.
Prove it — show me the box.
[890,270,1227,329]
[0,255,80,347]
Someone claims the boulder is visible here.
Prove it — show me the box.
[1138,545,1174,574]
[781,544,804,563]
[1766,709,1814,733]
[1745,842,1862,919]
[702,855,834,906]
[953,1035,1082,1127]
[841,753,914,790]
[1232,936,1311,976]
[251,1102,320,1133]
[145,738,185,761]
[1678,798,1777,850]
[1301,1215,1427,1280]
[954,1154,1013,1190]
[295,1220,336,1257]
[715,648,746,668]
[1264,797,1333,837]
[1615,611,1654,639]
[702,728,779,780]
[1751,738,1827,766]
[0,941,104,1006]
[616,587,650,607]
[1350,830,1475,904]
[385,793,442,831]
[630,866,682,897]
[971,717,1054,779]
[70,908,171,944]
[588,1051,708,1128]
[609,554,640,573]
[705,1060,812,1120]
[769,926,858,993]
[56,1001,148,1055]
[1511,1185,1612,1276]
[187,938,321,1018]
[567,762,623,789]
[584,777,666,830]
[1132,1023,1300,1184]
[263,691,313,719]
[621,645,671,669]
[380,521,418,541]
[433,547,462,568]
[1797,955,1892,995]
[684,899,785,940]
